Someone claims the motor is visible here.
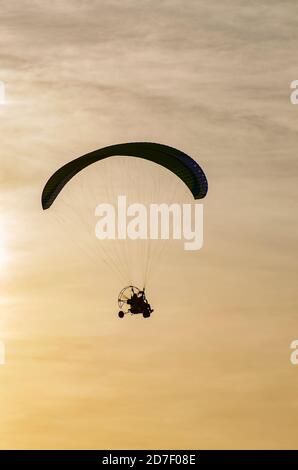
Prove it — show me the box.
[118,286,153,318]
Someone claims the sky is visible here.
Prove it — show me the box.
[0,0,298,449]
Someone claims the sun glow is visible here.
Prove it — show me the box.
[0,81,6,105]
[0,82,21,106]
[0,226,9,267]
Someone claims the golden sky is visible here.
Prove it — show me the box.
[0,0,298,449]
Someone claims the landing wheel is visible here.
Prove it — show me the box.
[143,311,151,318]
[118,311,125,318]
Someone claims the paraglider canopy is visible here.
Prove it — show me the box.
[41,142,208,210]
